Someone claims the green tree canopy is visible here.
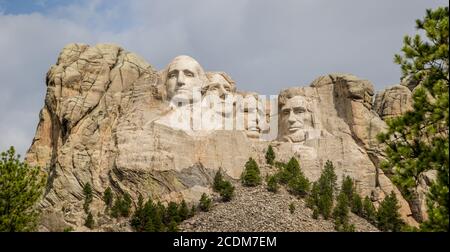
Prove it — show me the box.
[377,191,405,232]
[83,182,93,213]
[265,145,276,165]
[316,160,337,219]
[103,187,113,208]
[241,158,261,187]
[220,180,235,202]
[378,6,449,231]
[0,147,46,232]
[213,169,225,192]
[362,196,377,225]
[199,193,212,212]
[266,174,279,193]
[333,191,354,232]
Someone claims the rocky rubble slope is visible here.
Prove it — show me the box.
[179,181,378,232]
[180,165,378,232]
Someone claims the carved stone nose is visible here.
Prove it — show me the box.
[177,79,185,87]
[288,111,296,122]
[177,74,186,86]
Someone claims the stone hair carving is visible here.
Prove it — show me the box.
[203,71,236,95]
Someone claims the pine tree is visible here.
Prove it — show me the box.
[153,202,165,232]
[378,6,449,231]
[316,160,337,219]
[132,198,173,232]
[241,158,261,187]
[377,191,405,232]
[277,157,301,185]
[122,192,132,217]
[351,193,363,217]
[318,192,333,220]
[341,176,354,202]
[320,161,338,197]
[265,145,275,165]
[333,191,353,232]
[189,205,196,218]
[306,182,319,209]
[103,187,113,208]
[178,200,189,221]
[287,172,310,197]
[213,169,224,192]
[167,220,179,232]
[130,195,145,231]
[285,157,301,178]
[111,192,132,218]
[199,193,212,212]
[83,182,93,213]
[0,147,46,232]
[166,202,180,224]
[85,212,94,229]
[143,217,155,232]
[111,195,122,218]
[362,196,377,225]
[267,175,279,193]
[220,180,235,202]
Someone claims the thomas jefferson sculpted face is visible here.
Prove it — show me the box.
[165,55,206,103]
[203,72,236,116]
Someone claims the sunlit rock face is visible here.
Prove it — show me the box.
[374,84,413,120]
[26,44,417,231]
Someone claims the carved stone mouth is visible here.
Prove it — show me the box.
[288,126,302,132]
[248,126,260,132]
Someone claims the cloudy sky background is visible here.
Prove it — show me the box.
[0,0,447,157]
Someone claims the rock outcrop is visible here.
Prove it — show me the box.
[26,43,418,231]
[374,85,413,120]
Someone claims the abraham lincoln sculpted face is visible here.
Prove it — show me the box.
[280,95,314,143]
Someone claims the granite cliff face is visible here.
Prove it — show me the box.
[26,43,418,231]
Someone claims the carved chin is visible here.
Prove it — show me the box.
[172,93,193,103]
[246,131,260,139]
[284,131,306,143]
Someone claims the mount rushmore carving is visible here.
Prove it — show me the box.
[25,43,420,231]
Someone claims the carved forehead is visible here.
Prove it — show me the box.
[208,73,228,85]
[283,96,308,109]
[278,87,314,109]
[167,55,204,74]
[206,72,236,91]
[166,55,205,77]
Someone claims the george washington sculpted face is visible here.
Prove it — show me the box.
[165,55,206,103]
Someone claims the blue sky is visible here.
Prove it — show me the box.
[0,0,75,14]
[0,0,448,157]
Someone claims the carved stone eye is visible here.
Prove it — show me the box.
[294,107,305,114]
[168,71,177,78]
[184,70,194,77]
